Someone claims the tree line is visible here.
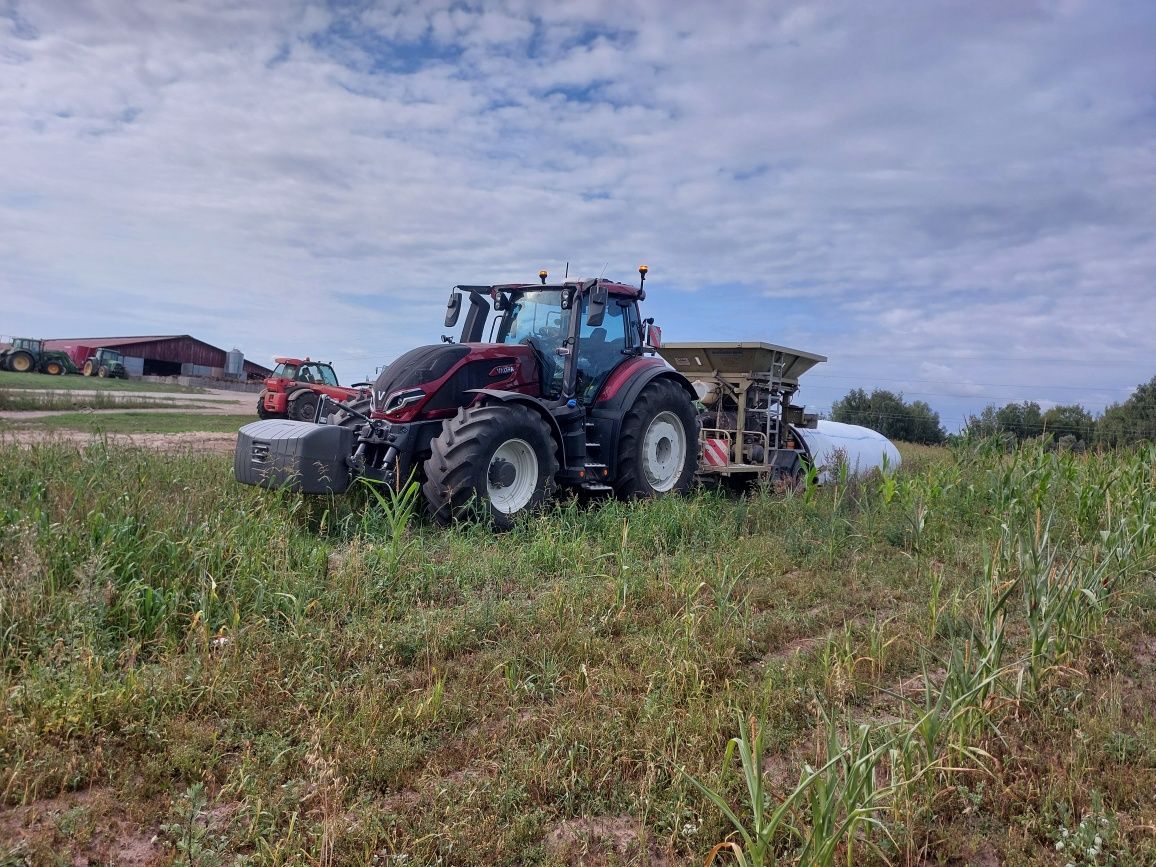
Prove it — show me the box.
[828,375,1156,447]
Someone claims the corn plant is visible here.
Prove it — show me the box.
[688,713,803,867]
[795,709,895,867]
[691,710,903,867]
[359,475,422,578]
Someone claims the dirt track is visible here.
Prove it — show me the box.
[0,386,257,419]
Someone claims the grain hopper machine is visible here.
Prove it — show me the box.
[656,341,899,484]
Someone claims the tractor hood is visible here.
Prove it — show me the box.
[370,342,539,422]
[372,344,471,409]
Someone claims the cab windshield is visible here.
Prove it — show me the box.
[495,290,569,347]
[312,365,339,386]
[495,289,570,397]
[493,287,637,402]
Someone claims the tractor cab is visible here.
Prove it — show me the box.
[269,359,340,387]
[489,285,643,403]
[443,269,659,407]
[13,338,43,353]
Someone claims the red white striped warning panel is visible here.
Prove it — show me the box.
[702,438,730,467]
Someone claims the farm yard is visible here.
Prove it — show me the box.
[1,382,1154,864]
[0,371,257,452]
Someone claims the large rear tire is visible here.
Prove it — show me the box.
[8,351,34,373]
[82,360,96,377]
[423,403,559,530]
[613,378,698,499]
[97,365,109,378]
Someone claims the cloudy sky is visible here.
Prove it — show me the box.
[3,0,1155,428]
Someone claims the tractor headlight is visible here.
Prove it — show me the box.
[383,388,425,415]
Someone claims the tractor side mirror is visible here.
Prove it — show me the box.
[586,284,607,327]
[444,291,462,328]
[644,323,662,349]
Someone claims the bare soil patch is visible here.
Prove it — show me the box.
[0,788,163,866]
[545,814,684,866]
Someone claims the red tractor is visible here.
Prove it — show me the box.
[235,268,700,528]
[256,357,369,422]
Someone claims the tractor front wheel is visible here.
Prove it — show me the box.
[42,360,64,376]
[8,351,34,373]
[613,378,698,499]
[256,390,274,419]
[424,403,558,530]
[290,393,320,422]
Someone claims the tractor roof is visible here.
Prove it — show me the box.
[273,357,333,365]
[468,278,643,299]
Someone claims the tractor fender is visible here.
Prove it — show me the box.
[591,361,698,479]
[466,388,568,468]
[598,361,696,412]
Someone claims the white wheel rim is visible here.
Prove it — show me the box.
[487,438,539,514]
[642,411,686,492]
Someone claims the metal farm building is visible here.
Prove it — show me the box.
[43,335,272,380]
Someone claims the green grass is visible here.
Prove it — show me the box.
[0,412,253,433]
[0,370,205,393]
[0,439,1153,865]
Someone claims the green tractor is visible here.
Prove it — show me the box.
[0,337,78,376]
[82,348,127,379]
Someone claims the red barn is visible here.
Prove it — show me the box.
[43,335,272,379]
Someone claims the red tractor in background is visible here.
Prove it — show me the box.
[256,357,369,422]
[236,267,701,528]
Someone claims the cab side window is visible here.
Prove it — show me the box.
[577,299,633,402]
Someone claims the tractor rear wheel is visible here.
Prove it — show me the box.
[424,403,558,530]
[613,378,698,499]
[82,361,95,377]
[290,393,320,422]
[8,351,34,373]
[97,365,109,378]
